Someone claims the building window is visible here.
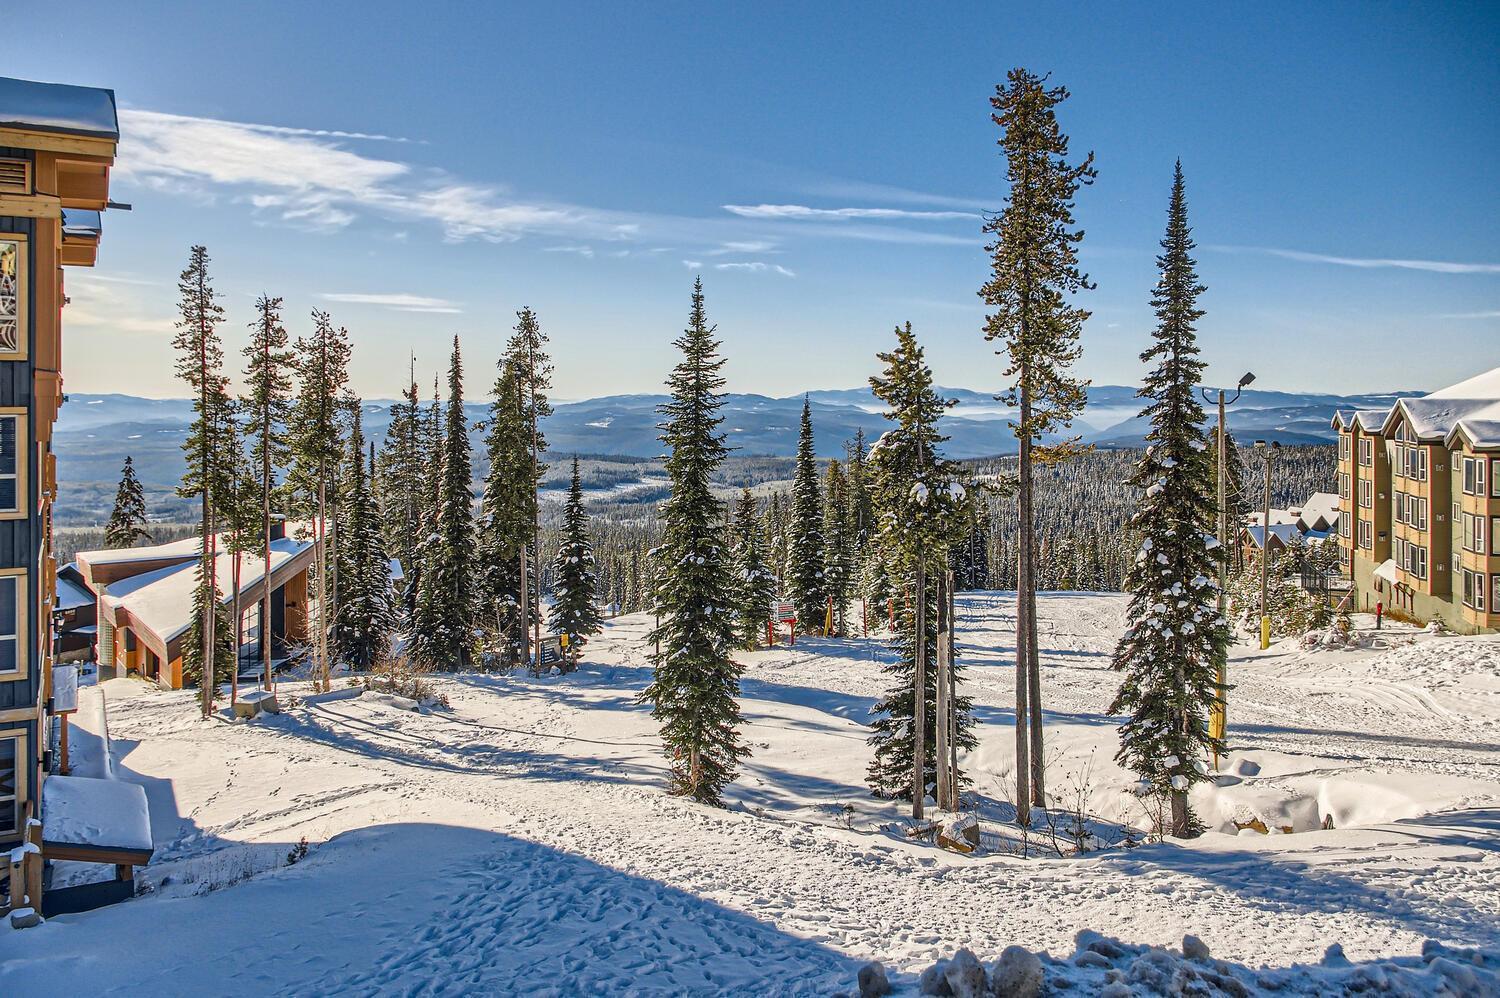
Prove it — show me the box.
[1464,570,1487,612]
[1463,456,1487,496]
[0,732,17,838]
[1414,497,1427,531]
[1359,437,1373,467]
[0,237,22,356]
[0,573,17,676]
[1359,519,1372,549]
[1338,472,1350,500]
[1340,514,1351,539]
[1492,516,1500,557]
[1340,435,1350,462]
[0,411,23,518]
[1492,459,1500,498]
[1359,479,1372,508]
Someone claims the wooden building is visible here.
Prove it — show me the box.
[0,76,147,917]
[1334,366,1500,633]
[75,526,315,689]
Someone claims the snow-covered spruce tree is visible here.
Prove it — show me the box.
[731,488,776,649]
[1108,162,1230,839]
[287,308,352,689]
[640,278,746,806]
[173,246,236,712]
[865,323,975,801]
[242,294,294,688]
[763,493,788,592]
[548,456,603,664]
[477,356,533,662]
[220,413,265,698]
[378,362,425,624]
[333,405,393,669]
[787,398,827,631]
[411,337,476,669]
[980,68,1096,813]
[844,428,874,556]
[822,459,854,635]
[105,456,152,549]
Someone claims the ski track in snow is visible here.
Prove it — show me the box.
[4,593,1499,995]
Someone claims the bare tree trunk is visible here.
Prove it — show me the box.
[1014,411,1033,825]
[317,471,329,692]
[202,515,216,719]
[948,574,959,807]
[1027,584,1044,808]
[911,562,926,820]
[262,459,273,692]
[519,545,531,672]
[1018,375,1046,809]
[935,566,951,812]
[231,551,241,709]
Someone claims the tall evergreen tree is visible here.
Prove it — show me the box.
[731,488,776,649]
[1109,163,1230,838]
[640,279,746,805]
[333,405,393,669]
[865,323,975,800]
[845,428,874,556]
[980,68,1096,814]
[242,294,294,690]
[411,337,476,669]
[105,456,151,549]
[172,246,235,713]
[548,457,603,664]
[288,309,352,689]
[787,398,827,631]
[477,355,533,662]
[378,361,425,623]
[509,308,552,664]
[822,459,854,636]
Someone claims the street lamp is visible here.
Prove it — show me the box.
[1202,373,1254,768]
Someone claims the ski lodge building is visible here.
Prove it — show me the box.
[0,76,156,919]
[75,526,316,689]
[1334,366,1500,633]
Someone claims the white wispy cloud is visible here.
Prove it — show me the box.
[543,245,596,258]
[714,261,796,277]
[682,260,702,270]
[321,293,463,314]
[1439,309,1500,319]
[723,203,976,221]
[1209,244,1500,274]
[116,109,636,243]
[706,240,778,255]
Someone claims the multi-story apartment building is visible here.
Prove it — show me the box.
[1334,367,1500,633]
[0,78,123,856]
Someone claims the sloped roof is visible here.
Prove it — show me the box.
[1243,523,1302,548]
[1445,419,1500,451]
[1383,365,1500,440]
[1298,492,1341,528]
[0,77,119,139]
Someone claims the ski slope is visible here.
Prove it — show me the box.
[3,593,1498,995]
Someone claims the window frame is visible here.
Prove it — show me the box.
[0,233,27,363]
[0,728,26,840]
[0,569,26,680]
[0,410,26,520]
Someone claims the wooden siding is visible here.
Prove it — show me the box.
[0,208,40,714]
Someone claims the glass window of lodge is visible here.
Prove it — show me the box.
[0,734,16,837]
[0,415,16,514]
[0,238,20,355]
[0,574,16,675]
[1359,438,1373,466]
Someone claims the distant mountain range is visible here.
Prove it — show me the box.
[56,385,1409,503]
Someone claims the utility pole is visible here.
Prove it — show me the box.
[1202,372,1252,767]
[1256,439,1279,649]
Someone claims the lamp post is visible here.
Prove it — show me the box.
[1202,372,1253,768]
[1254,439,1281,650]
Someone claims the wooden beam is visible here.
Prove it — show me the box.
[0,194,61,219]
[0,127,116,159]
[41,842,153,866]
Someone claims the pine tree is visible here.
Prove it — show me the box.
[220,411,265,703]
[411,337,475,669]
[378,362,425,623]
[865,323,975,801]
[105,456,151,549]
[242,294,294,690]
[787,398,827,631]
[1109,162,1230,839]
[172,246,235,713]
[763,493,788,592]
[288,309,352,690]
[640,279,746,805]
[822,460,854,635]
[731,488,776,649]
[477,355,532,662]
[509,308,552,664]
[980,69,1096,814]
[845,428,874,556]
[333,406,393,669]
[548,457,603,664]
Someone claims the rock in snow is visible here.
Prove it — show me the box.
[990,945,1044,997]
[944,948,987,998]
[857,960,892,998]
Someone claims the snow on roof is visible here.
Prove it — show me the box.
[56,574,95,612]
[1247,509,1299,528]
[1243,523,1302,548]
[1297,492,1341,527]
[1446,419,1500,451]
[0,76,120,139]
[1425,365,1500,400]
[41,775,152,854]
[78,534,203,567]
[103,536,312,645]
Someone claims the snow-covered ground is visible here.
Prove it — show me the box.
[4,593,1498,995]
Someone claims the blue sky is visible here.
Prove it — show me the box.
[12,2,1499,400]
